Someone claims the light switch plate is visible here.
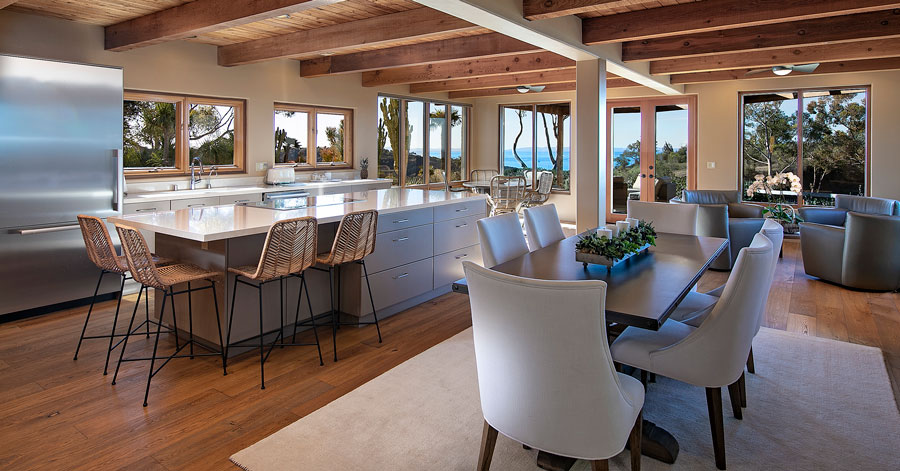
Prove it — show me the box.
[256,162,267,171]
[706,161,716,169]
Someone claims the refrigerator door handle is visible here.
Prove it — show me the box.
[113,149,124,212]
[14,225,82,235]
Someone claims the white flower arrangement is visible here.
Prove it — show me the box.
[746,172,802,198]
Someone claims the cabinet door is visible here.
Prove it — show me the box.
[365,224,433,274]
[434,244,482,289]
[124,201,171,214]
[358,258,433,317]
[219,194,262,205]
[433,214,480,255]
[170,197,220,210]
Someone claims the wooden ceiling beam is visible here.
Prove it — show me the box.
[218,8,479,66]
[669,57,900,84]
[446,78,639,99]
[523,0,621,20]
[299,32,540,77]
[410,68,576,93]
[651,38,900,75]
[622,10,900,62]
[583,0,900,44]
[361,52,574,86]
[0,1,18,9]
[105,0,341,51]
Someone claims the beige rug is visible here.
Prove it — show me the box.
[231,328,900,470]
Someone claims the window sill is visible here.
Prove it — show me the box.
[125,167,245,178]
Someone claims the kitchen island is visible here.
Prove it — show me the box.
[109,188,488,349]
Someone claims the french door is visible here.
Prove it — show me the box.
[607,96,697,222]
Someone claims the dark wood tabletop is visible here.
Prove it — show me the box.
[452,231,728,330]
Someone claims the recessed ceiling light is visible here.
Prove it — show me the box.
[279,14,291,19]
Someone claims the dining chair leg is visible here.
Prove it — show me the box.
[705,387,727,470]
[102,274,126,375]
[187,282,194,359]
[640,370,648,389]
[328,266,338,362]
[746,348,755,374]
[477,420,498,471]
[112,285,144,385]
[727,380,743,420]
[302,274,324,366]
[224,277,240,375]
[629,410,642,471]
[74,270,106,361]
[738,372,747,408]
[258,283,266,390]
[361,260,382,343]
[143,288,168,407]
[590,460,609,471]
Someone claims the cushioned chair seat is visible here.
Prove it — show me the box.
[668,291,718,327]
[610,319,696,368]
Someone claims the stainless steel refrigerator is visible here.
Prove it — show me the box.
[0,54,124,316]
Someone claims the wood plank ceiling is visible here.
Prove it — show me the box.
[5,0,900,97]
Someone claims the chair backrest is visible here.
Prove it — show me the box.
[835,194,900,216]
[78,215,126,273]
[248,217,318,281]
[535,171,553,195]
[842,212,900,290]
[115,224,164,289]
[657,234,774,387]
[322,209,378,265]
[523,204,566,250]
[626,200,698,235]
[470,169,499,182]
[755,219,784,334]
[463,262,642,459]
[681,190,740,205]
[476,212,529,267]
[489,175,527,213]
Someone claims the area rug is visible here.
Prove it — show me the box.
[231,327,900,470]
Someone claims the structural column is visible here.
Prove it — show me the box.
[575,59,608,232]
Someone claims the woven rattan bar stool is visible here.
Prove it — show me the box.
[307,209,381,362]
[225,217,323,390]
[111,224,226,407]
[74,215,170,375]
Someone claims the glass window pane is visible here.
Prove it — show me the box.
[501,105,533,178]
[316,112,345,163]
[189,103,235,166]
[654,104,689,202]
[611,106,641,214]
[123,99,177,168]
[274,109,308,165]
[429,103,448,184]
[742,92,799,204]
[450,105,466,182]
[801,89,867,206]
[377,97,401,185]
[406,101,425,185]
[535,103,570,191]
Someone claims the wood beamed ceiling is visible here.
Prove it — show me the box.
[7,0,900,98]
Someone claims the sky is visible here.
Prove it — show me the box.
[611,107,689,151]
[274,110,345,147]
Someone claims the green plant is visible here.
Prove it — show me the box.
[360,158,368,169]
[762,204,804,224]
[575,220,657,262]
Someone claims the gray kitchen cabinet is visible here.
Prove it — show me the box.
[170,196,220,210]
[218,193,262,205]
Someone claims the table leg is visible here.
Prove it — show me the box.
[535,420,679,471]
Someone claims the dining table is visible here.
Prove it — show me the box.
[451,229,729,470]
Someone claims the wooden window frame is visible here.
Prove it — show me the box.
[274,103,353,170]
[124,90,246,178]
[498,100,573,195]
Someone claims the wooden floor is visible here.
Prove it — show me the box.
[1,238,898,470]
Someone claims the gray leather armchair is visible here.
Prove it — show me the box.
[799,194,900,227]
[673,190,766,270]
[800,212,900,291]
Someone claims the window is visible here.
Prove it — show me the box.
[500,102,570,191]
[124,91,244,176]
[275,104,352,168]
[377,95,470,187]
[741,87,869,206]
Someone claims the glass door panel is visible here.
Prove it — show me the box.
[654,105,689,202]
[501,105,533,179]
[611,106,642,215]
[742,92,799,204]
[428,103,448,185]
[450,105,466,182]
[405,100,425,186]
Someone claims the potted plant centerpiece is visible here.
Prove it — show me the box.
[762,204,803,234]
[360,158,369,179]
[575,220,657,270]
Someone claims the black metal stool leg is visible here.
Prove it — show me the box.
[74,270,106,360]
[112,285,144,385]
[225,276,240,374]
[258,283,266,389]
[361,261,382,343]
[187,281,194,359]
[143,288,168,407]
[211,281,226,376]
[144,285,151,338]
[170,288,180,350]
[279,278,285,349]
[103,274,127,375]
[328,266,338,362]
[303,273,324,366]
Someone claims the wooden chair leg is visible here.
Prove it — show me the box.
[746,348,755,374]
[738,372,747,408]
[477,420,498,471]
[590,459,609,471]
[629,410,642,471]
[727,380,743,420]
[705,387,726,470]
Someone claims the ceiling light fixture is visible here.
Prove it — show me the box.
[772,66,792,76]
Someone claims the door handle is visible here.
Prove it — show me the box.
[187,204,206,208]
[113,149,123,212]
[393,219,409,224]
[392,236,409,242]
[455,223,468,228]
[392,273,410,280]
[454,253,468,260]
[648,174,654,178]
[135,208,158,212]
[14,224,81,235]
[640,174,647,178]
[455,207,469,212]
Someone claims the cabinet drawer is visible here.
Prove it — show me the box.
[433,214,480,255]
[433,200,486,222]
[434,244,482,288]
[171,197,220,210]
[377,207,433,233]
[124,201,171,214]
[365,224,433,274]
[359,258,433,316]
[219,193,262,205]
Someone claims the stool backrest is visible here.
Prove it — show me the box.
[490,175,526,214]
[115,224,163,289]
[471,169,498,182]
[249,217,318,280]
[323,210,378,265]
[78,214,126,273]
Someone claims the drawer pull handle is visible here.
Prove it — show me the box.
[393,219,409,223]
[187,204,206,208]
[455,223,468,228]
[234,199,249,203]
[393,273,410,280]
[392,236,409,242]
[455,207,469,212]
[135,208,157,212]
[454,253,468,260]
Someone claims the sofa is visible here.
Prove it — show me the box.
[799,195,900,291]
[672,190,766,270]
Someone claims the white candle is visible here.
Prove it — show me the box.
[625,217,639,229]
[596,227,613,239]
[616,220,630,234]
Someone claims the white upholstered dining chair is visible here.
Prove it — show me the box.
[476,212,529,268]
[463,262,644,471]
[626,200,698,235]
[610,234,774,470]
[523,204,566,250]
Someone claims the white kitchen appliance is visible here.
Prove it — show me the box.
[265,167,296,185]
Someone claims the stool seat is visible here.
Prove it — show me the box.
[227,265,263,279]
[156,263,219,287]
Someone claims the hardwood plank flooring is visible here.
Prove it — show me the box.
[0,238,897,469]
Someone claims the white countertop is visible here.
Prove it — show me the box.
[110,188,488,242]
[123,178,391,204]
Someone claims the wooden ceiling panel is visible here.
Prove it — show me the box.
[669,57,900,84]
[9,0,192,25]
[523,0,692,20]
[361,52,575,86]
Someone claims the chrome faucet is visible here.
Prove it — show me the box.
[190,157,204,190]
[207,165,218,188]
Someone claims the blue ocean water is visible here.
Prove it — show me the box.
[409,147,630,171]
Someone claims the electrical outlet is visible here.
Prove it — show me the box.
[256,162,267,171]
[706,161,716,169]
